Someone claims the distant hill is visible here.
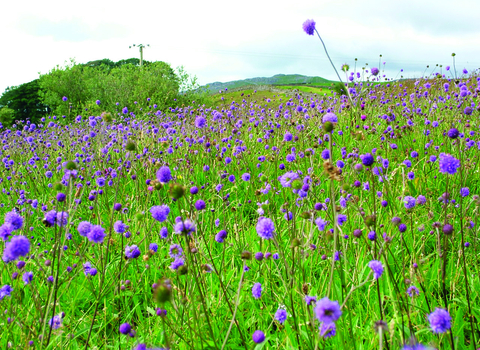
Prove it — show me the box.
[202,74,335,94]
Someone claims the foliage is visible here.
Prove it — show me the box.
[38,58,203,119]
[332,81,348,97]
[0,107,15,126]
[0,79,50,125]
[0,74,479,349]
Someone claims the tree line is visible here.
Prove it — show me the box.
[0,58,204,126]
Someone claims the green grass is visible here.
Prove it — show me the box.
[0,76,479,350]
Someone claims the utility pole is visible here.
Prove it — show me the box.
[129,44,150,67]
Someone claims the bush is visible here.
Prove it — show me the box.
[38,59,199,120]
[0,107,15,126]
[0,79,50,124]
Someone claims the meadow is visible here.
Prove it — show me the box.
[1,24,480,350]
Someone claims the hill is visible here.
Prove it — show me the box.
[203,74,335,94]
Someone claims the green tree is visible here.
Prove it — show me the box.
[38,58,183,118]
[0,79,50,124]
[0,107,15,126]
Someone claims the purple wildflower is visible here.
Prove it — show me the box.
[252,282,262,299]
[150,205,170,222]
[302,19,316,35]
[368,260,383,279]
[314,297,342,324]
[256,217,275,240]
[428,308,451,333]
[439,153,460,175]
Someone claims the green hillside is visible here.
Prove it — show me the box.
[203,74,335,94]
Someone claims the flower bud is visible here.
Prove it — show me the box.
[126,140,136,151]
[169,183,185,200]
[65,161,77,170]
[323,121,334,133]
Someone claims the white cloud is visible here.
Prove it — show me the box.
[1,0,479,94]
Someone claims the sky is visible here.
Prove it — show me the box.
[2,0,480,94]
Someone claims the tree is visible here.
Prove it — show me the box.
[0,79,50,124]
[38,58,182,119]
[0,107,15,126]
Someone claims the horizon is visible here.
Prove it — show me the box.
[2,0,480,95]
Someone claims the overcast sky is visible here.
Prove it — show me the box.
[2,0,480,94]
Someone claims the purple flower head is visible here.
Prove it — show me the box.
[56,211,68,227]
[195,116,206,128]
[403,196,416,209]
[149,243,158,253]
[119,323,131,335]
[194,199,206,211]
[2,235,30,263]
[321,149,330,160]
[150,205,170,222]
[322,113,338,123]
[169,244,183,258]
[5,211,24,231]
[22,271,33,285]
[305,295,317,306]
[252,330,265,343]
[416,195,426,205]
[96,177,105,187]
[368,260,384,279]
[314,297,342,324]
[0,223,14,241]
[320,322,336,338]
[159,226,168,239]
[215,230,228,243]
[170,257,184,270]
[428,308,451,333]
[315,217,327,231]
[156,166,172,183]
[401,341,427,350]
[174,218,196,235]
[302,19,316,35]
[252,282,262,299]
[439,153,460,175]
[113,220,126,234]
[256,217,275,240]
[56,192,66,202]
[49,314,63,329]
[361,153,374,166]
[241,173,251,181]
[371,67,380,76]
[83,262,96,276]
[125,245,141,259]
[0,285,13,300]
[447,128,459,139]
[460,187,470,197]
[279,171,300,188]
[407,285,420,297]
[254,252,264,261]
[77,221,92,237]
[275,309,287,324]
[87,225,106,244]
[337,214,347,226]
